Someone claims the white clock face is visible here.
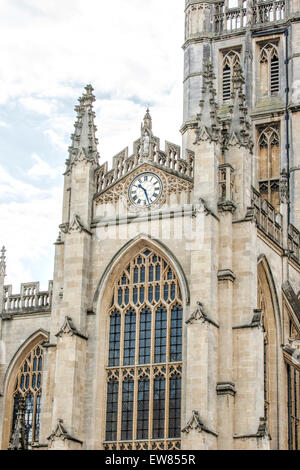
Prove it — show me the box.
[129,172,163,207]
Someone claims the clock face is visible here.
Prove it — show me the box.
[129,172,163,207]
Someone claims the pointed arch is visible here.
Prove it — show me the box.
[222,50,241,101]
[93,235,186,450]
[1,329,49,450]
[259,42,280,96]
[257,124,280,210]
[257,255,281,449]
[93,234,190,314]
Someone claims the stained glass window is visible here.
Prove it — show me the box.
[10,343,44,448]
[105,248,183,450]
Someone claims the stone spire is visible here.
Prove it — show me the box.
[195,62,220,144]
[67,84,100,166]
[0,246,6,278]
[8,397,26,450]
[227,63,253,151]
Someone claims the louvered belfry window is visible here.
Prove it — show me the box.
[11,344,44,448]
[260,43,280,97]
[104,248,183,450]
[258,124,280,210]
[222,50,241,101]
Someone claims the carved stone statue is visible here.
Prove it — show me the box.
[141,131,150,157]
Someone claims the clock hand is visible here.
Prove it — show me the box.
[138,184,150,204]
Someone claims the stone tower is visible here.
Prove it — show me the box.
[0,0,299,451]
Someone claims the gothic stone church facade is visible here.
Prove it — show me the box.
[0,0,300,451]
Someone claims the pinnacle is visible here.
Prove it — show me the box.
[143,107,152,131]
[0,246,6,273]
[1,246,5,260]
[226,65,253,151]
[67,84,99,166]
[195,61,220,143]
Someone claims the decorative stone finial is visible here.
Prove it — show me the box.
[195,61,220,144]
[8,396,26,450]
[0,246,6,278]
[226,63,253,151]
[143,108,152,131]
[280,168,289,204]
[67,84,100,170]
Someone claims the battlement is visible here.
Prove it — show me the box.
[251,187,283,246]
[185,0,288,40]
[95,111,194,197]
[2,281,53,316]
[251,187,300,263]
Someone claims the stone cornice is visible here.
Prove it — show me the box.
[234,418,271,440]
[47,419,83,445]
[182,410,218,437]
[282,281,300,325]
[68,215,92,237]
[282,344,300,371]
[216,382,237,396]
[233,309,264,330]
[218,200,237,213]
[217,269,236,283]
[55,317,88,341]
[186,302,219,328]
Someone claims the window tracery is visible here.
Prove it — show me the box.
[104,248,183,450]
[222,50,241,101]
[259,43,280,96]
[10,343,44,448]
[258,124,280,210]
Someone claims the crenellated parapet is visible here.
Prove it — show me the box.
[95,111,194,197]
[2,281,53,316]
[185,0,288,41]
[251,186,300,263]
[251,187,283,246]
[214,0,286,36]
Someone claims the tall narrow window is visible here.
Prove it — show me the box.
[123,309,136,366]
[153,376,166,439]
[169,373,182,438]
[258,124,280,210]
[10,343,44,448]
[105,248,183,450]
[106,378,119,442]
[287,364,300,450]
[137,377,150,440]
[121,377,134,441]
[109,311,121,367]
[260,43,280,97]
[222,50,241,101]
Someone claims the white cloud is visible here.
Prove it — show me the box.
[27,153,64,178]
[0,120,8,127]
[19,97,57,116]
[0,1,185,289]
[0,164,62,290]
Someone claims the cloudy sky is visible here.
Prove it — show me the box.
[0,0,185,291]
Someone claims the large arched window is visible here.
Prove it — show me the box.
[104,248,183,450]
[9,343,44,449]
